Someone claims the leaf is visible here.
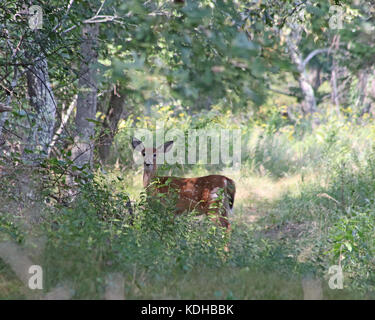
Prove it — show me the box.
[232,33,259,51]
[344,241,352,252]
[12,109,27,117]
[86,118,102,125]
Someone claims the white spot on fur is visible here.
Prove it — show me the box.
[210,187,219,199]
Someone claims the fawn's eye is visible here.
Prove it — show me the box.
[153,154,156,158]
[142,151,145,156]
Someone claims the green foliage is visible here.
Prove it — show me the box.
[0,214,24,244]
[329,209,375,291]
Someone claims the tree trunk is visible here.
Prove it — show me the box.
[286,25,317,118]
[331,62,340,113]
[298,72,317,115]
[358,68,375,117]
[330,35,341,116]
[0,103,11,142]
[71,24,99,170]
[312,66,321,92]
[23,55,57,164]
[98,85,125,163]
[368,70,375,116]
[0,103,12,113]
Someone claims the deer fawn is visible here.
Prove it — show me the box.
[131,137,236,235]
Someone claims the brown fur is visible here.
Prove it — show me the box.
[149,175,235,229]
[132,137,236,232]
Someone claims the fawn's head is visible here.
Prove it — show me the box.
[131,137,174,175]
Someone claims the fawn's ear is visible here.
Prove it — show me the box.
[157,141,174,153]
[131,137,144,151]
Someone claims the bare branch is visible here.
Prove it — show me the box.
[83,15,120,24]
[62,1,121,33]
[95,0,106,17]
[52,0,75,32]
[48,95,77,156]
[302,48,330,69]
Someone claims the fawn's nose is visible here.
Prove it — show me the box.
[145,163,152,167]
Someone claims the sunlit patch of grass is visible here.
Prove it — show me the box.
[235,174,304,203]
[232,173,315,226]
